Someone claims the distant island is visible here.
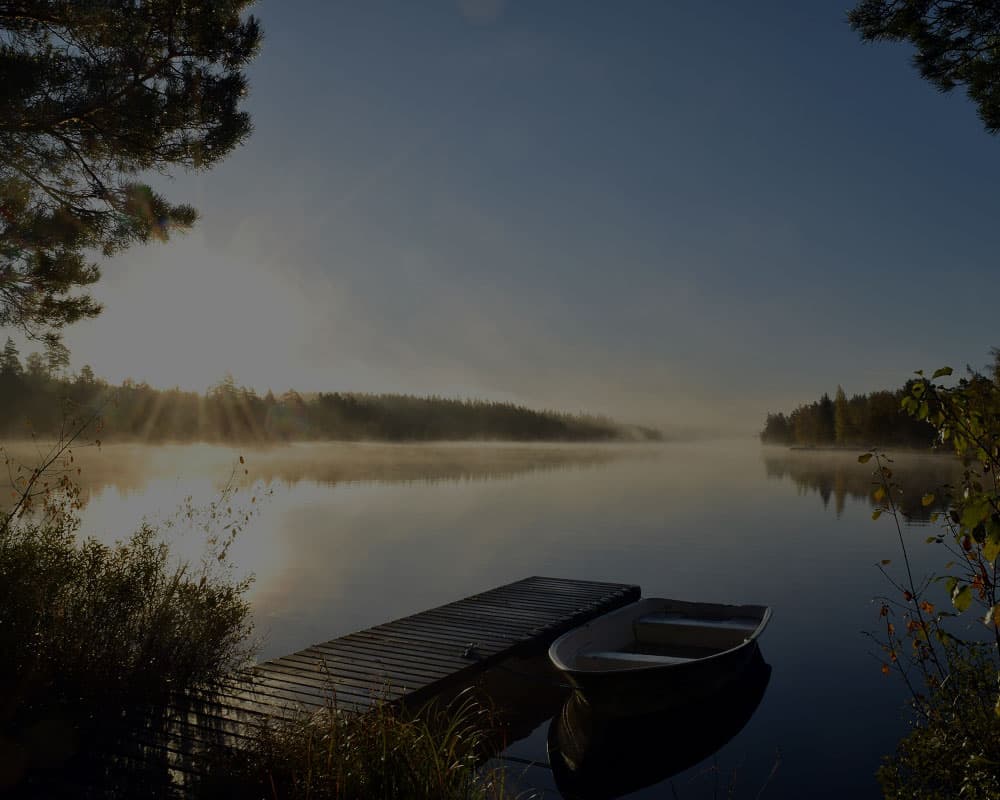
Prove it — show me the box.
[0,343,660,444]
[759,383,935,449]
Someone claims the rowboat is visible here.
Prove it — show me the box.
[547,597,771,715]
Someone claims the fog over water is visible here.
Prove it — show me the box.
[3,439,967,797]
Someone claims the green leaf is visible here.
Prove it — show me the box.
[952,584,973,613]
[984,523,1000,563]
[932,366,953,379]
[858,453,873,464]
[961,501,990,529]
[921,493,935,507]
[872,510,882,520]
[945,576,958,597]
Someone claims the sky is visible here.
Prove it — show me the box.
[55,0,1000,434]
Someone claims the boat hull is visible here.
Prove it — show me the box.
[563,639,761,715]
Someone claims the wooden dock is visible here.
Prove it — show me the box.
[230,575,637,715]
[139,576,639,773]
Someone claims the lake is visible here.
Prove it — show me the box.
[14,439,970,798]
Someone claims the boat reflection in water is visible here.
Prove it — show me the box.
[547,646,772,800]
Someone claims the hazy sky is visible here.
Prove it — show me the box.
[57,0,1000,433]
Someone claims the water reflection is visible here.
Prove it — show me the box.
[548,647,772,800]
[761,447,962,521]
[0,441,646,511]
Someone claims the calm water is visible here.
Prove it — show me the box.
[26,439,969,798]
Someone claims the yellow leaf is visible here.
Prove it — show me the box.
[921,493,935,507]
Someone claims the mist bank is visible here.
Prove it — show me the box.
[0,367,662,444]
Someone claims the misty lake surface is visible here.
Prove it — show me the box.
[57,439,969,798]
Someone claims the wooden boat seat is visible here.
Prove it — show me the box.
[576,651,693,669]
[637,615,758,630]
[633,615,758,650]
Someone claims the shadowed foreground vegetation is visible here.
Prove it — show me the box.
[202,695,510,800]
[0,345,659,443]
[0,513,253,796]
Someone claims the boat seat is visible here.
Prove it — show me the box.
[633,616,757,650]
[637,615,758,631]
[575,651,693,669]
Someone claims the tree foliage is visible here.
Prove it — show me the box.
[760,385,935,448]
[849,0,1000,133]
[0,361,657,444]
[0,1,261,336]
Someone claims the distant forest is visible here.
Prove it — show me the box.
[0,338,660,443]
[761,351,1000,449]
[760,384,937,448]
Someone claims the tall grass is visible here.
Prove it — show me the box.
[203,692,513,800]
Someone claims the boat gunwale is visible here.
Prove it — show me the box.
[548,598,772,676]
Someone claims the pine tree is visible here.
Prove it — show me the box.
[1,337,22,377]
[850,1,1000,133]
[43,335,70,378]
[0,3,261,335]
[834,385,851,445]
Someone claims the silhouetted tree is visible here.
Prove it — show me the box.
[834,385,853,444]
[762,383,937,448]
[0,2,261,336]
[0,337,21,377]
[43,335,70,378]
[850,1,1000,133]
[77,364,95,385]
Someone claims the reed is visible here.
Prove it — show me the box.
[203,691,513,800]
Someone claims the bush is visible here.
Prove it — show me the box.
[0,508,253,796]
[878,647,1000,800]
[867,356,1000,797]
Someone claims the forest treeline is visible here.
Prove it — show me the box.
[760,384,937,448]
[761,351,1000,448]
[0,339,659,443]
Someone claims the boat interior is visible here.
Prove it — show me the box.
[556,599,767,671]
